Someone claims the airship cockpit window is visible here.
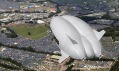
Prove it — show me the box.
[68,37,78,44]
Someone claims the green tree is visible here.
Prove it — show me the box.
[101,13,111,19]
[28,32,31,35]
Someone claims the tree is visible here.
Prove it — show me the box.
[28,32,31,35]
[101,13,111,19]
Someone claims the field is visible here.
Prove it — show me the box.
[10,24,50,40]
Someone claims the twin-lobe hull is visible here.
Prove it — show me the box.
[50,15,105,63]
[61,15,104,57]
[51,16,86,60]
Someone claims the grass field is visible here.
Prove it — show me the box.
[10,24,50,40]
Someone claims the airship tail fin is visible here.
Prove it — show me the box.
[58,50,69,63]
[93,30,105,40]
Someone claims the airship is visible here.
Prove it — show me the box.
[50,15,105,63]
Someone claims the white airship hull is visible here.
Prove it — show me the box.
[62,15,105,57]
[51,17,86,61]
[50,15,105,63]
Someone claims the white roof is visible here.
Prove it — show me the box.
[1,48,6,52]
[37,20,45,24]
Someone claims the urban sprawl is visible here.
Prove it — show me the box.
[0,0,119,71]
